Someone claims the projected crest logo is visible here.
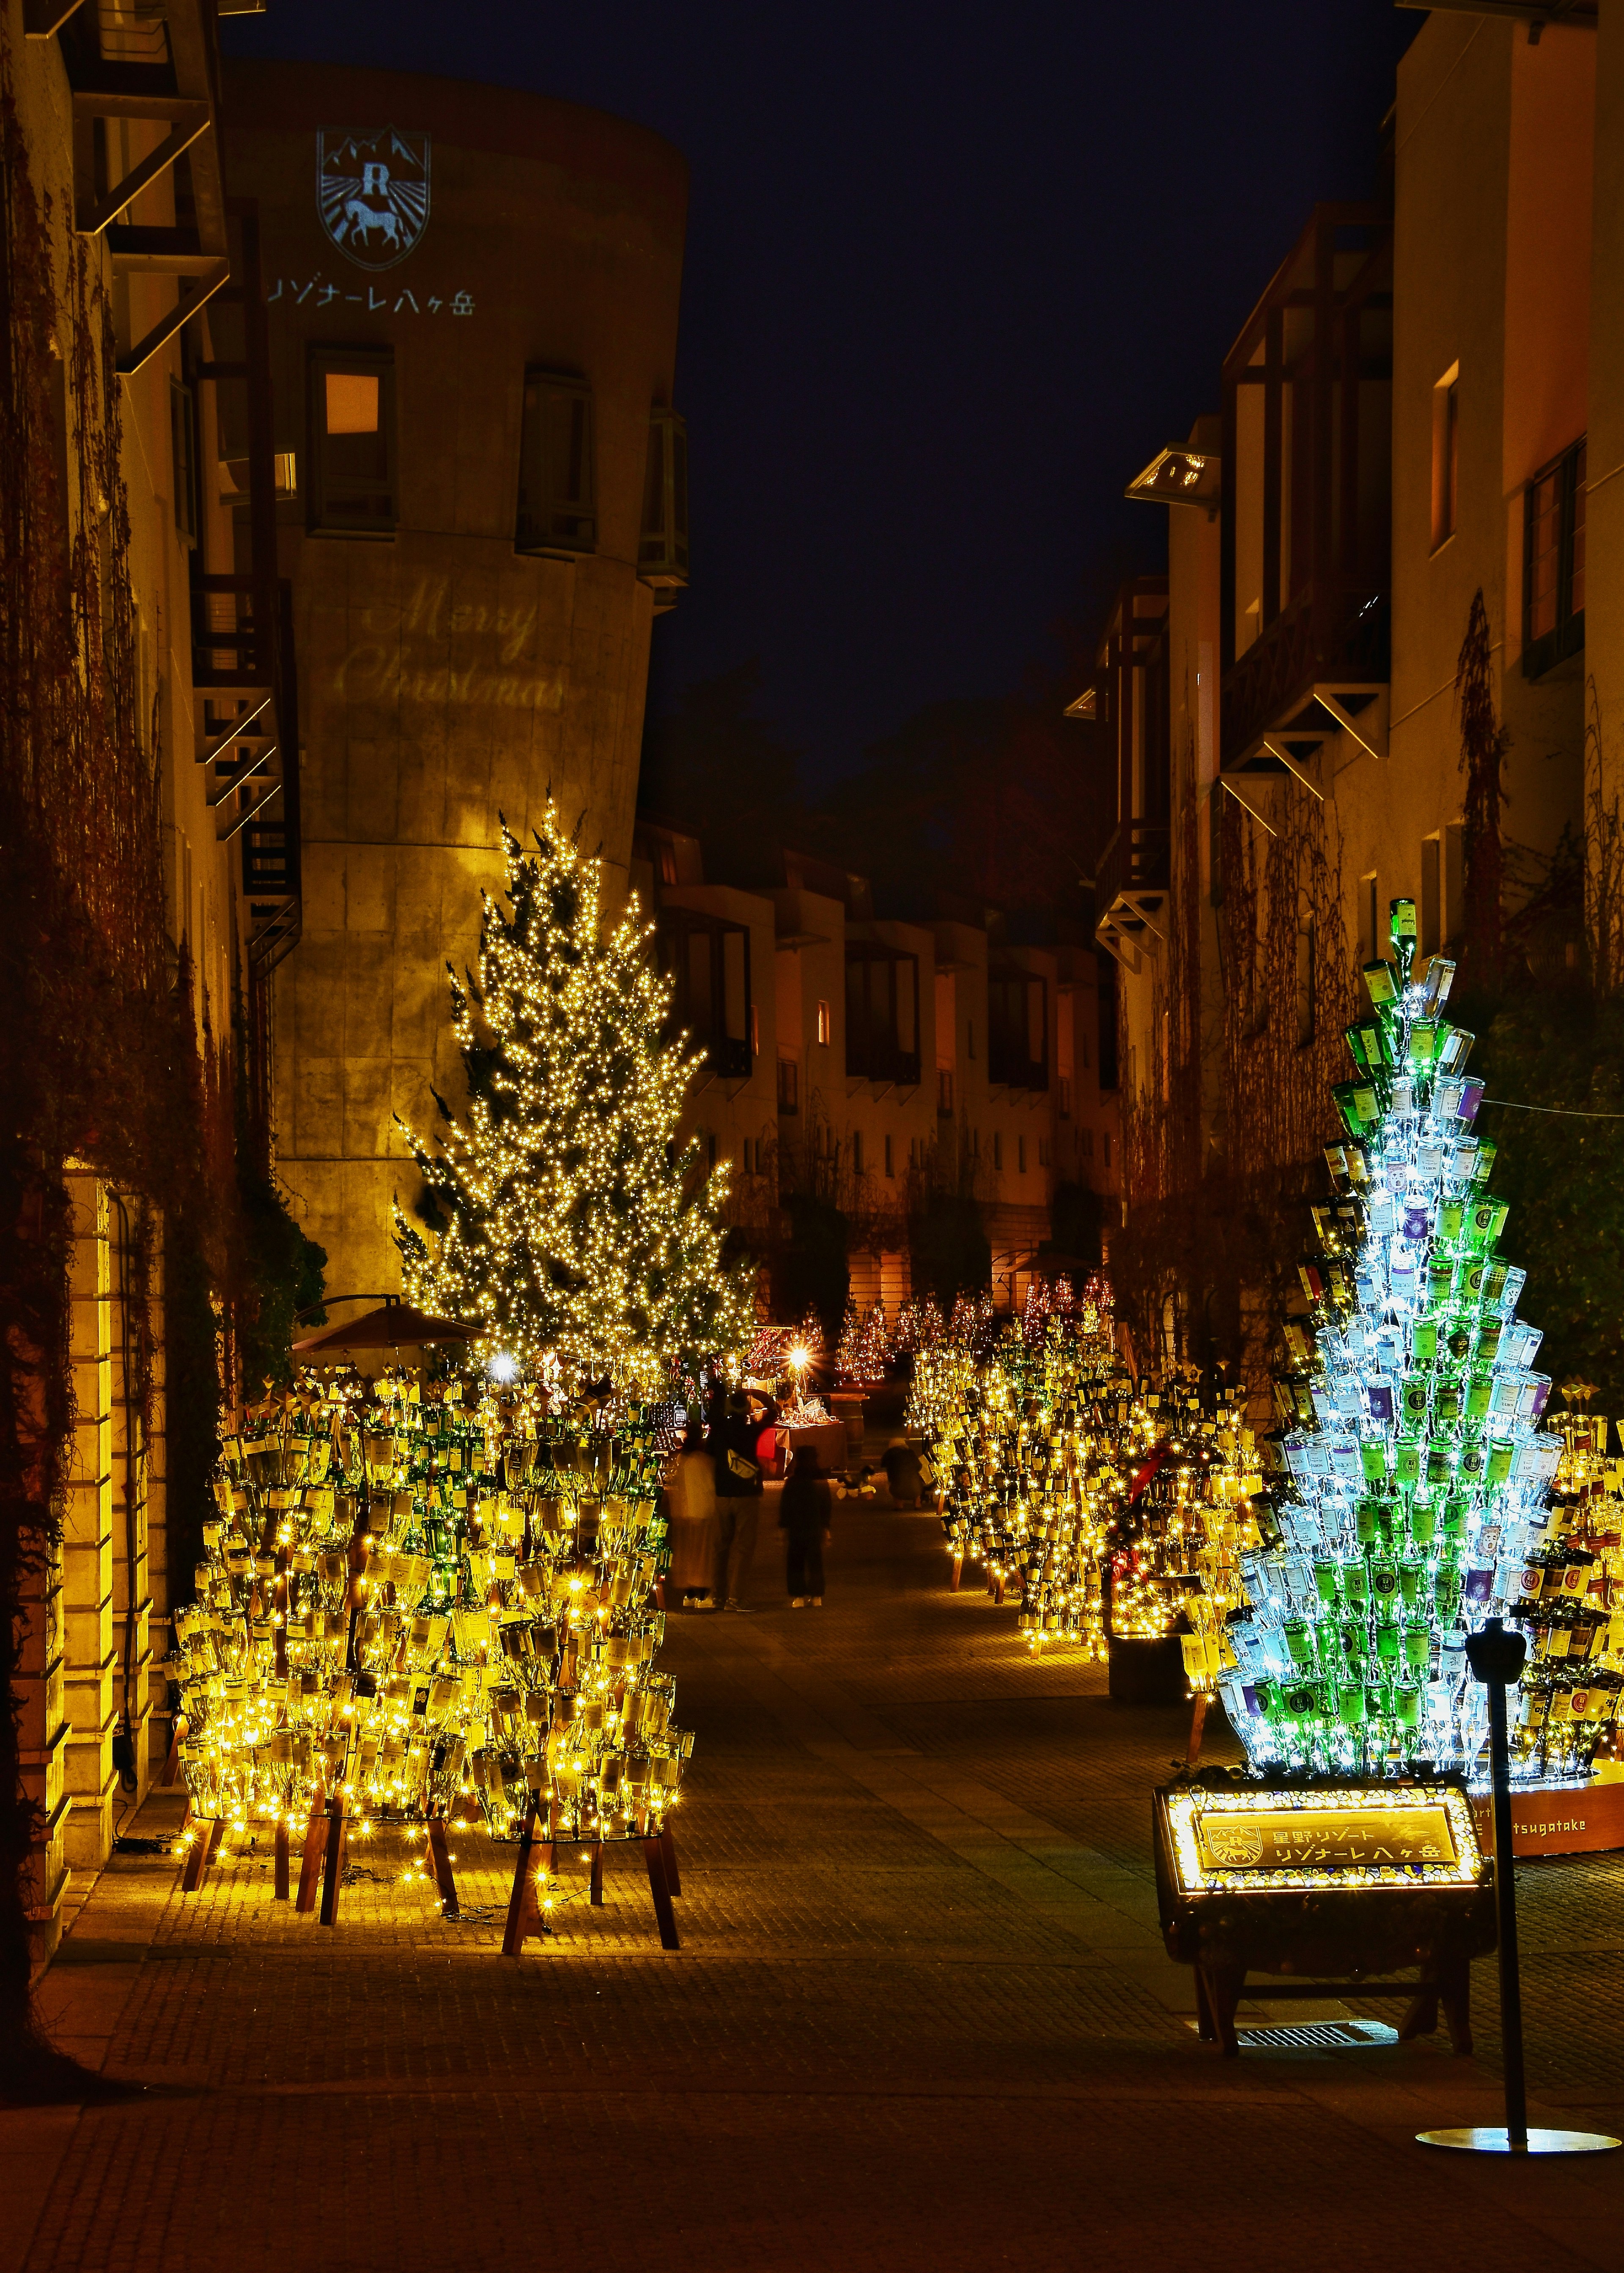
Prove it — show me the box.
[317,128,431,270]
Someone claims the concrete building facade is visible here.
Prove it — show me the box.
[631,820,1120,1320]
[222,62,690,1299]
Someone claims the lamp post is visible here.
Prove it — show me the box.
[1418,1617,1619,2156]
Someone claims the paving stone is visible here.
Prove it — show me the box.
[8,1502,1624,2273]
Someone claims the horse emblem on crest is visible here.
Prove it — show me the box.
[317,128,430,270]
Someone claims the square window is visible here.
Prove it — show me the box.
[326,370,379,434]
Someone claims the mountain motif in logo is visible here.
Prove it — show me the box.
[317,128,430,270]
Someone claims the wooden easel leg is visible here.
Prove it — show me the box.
[181,1819,213,1893]
[1437,1950,1473,2056]
[1207,1966,1244,2058]
[427,1813,459,1917]
[274,1817,291,1902]
[658,1822,681,1898]
[161,1716,185,1788]
[1193,1965,1216,2043]
[654,1577,667,1611]
[642,1837,680,1951]
[590,1841,604,1908]
[318,1795,346,1927]
[950,1552,963,1593]
[206,1819,226,1865]
[295,1799,325,1913]
[993,1575,1005,1607]
[502,1801,539,1958]
[1187,1693,1209,1766]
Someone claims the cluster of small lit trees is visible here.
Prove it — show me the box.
[171,811,754,1934]
[910,1295,1260,1670]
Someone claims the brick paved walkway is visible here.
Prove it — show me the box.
[6,1498,1624,2272]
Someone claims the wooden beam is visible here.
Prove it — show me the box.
[78,108,211,236]
[25,0,87,36]
[115,258,229,375]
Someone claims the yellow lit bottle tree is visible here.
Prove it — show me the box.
[394,809,754,1387]
[1227,899,1561,1779]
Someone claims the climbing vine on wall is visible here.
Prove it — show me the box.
[1113,719,1352,1392]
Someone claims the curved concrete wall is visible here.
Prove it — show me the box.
[223,61,687,1303]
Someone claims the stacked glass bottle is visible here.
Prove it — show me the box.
[1223,898,1562,1780]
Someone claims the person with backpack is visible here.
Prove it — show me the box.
[779,1444,833,1607]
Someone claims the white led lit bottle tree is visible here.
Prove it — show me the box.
[1223,898,1560,1782]
[395,810,754,1388]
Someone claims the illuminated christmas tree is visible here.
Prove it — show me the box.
[395,812,754,1387]
[1226,899,1560,1779]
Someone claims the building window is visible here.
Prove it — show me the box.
[883,1133,894,1177]
[656,913,752,1078]
[993,1132,1003,1171]
[170,377,197,541]
[937,1068,954,1115]
[988,971,1048,1090]
[1295,922,1315,1047]
[308,345,397,536]
[1431,364,1459,551]
[1421,837,1441,957]
[777,1056,798,1114]
[751,1002,760,1058]
[1017,1135,1026,1174]
[516,368,596,554]
[852,1130,864,1176]
[816,998,831,1047]
[639,407,689,584]
[845,948,920,1083]
[1524,437,1586,678]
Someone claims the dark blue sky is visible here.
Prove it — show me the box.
[226,1,1418,786]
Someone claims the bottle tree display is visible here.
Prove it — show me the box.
[395,809,754,1389]
[1223,899,1562,1781]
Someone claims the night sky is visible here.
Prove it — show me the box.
[225,1,1419,790]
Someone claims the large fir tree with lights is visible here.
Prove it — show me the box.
[395,810,754,1385]
[1223,897,1562,1782]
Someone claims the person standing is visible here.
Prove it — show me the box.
[664,1420,720,1608]
[710,1390,762,1612]
[779,1444,833,1607]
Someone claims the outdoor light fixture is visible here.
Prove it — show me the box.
[1124,446,1222,512]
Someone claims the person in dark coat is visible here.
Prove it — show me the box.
[779,1444,833,1607]
[710,1390,762,1611]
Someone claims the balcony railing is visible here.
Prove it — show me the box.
[1221,586,1388,768]
[1095,821,1171,913]
[846,1039,921,1087]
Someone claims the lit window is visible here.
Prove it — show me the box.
[816,999,831,1047]
[309,345,396,536]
